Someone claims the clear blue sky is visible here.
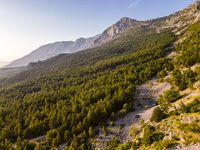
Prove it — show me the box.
[0,0,196,61]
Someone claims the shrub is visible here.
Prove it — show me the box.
[142,126,164,145]
[152,132,165,142]
[142,125,155,145]
[179,99,200,113]
[171,69,197,90]
[150,107,167,122]
[110,121,115,126]
[129,125,140,138]
[88,127,94,137]
[115,141,132,150]
[158,70,167,79]
[132,140,141,150]
[178,122,200,133]
[144,125,155,134]
[157,89,180,105]
[182,134,200,145]
[152,139,178,149]
[105,137,120,150]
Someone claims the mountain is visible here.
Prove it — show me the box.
[6,0,200,68]
[0,1,200,150]
[93,17,149,45]
[6,18,146,68]
[5,35,99,68]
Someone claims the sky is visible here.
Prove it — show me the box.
[0,0,197,62]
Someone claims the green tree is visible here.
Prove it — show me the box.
[88,127,94,137]
[150,107,167,122]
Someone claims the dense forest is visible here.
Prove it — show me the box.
[104,22,200,150]
[0,26,175,149]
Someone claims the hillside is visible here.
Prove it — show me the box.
[0,1,199,150]
[0,26,175,150]
[103,18,200,150]
[0,27,173,87]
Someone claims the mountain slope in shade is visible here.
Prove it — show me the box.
[5,35,99,68]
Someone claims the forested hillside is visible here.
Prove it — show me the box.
[104,22,200,150]
[0,1,200,150]
[0,26,175,149]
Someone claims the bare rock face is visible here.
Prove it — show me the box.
[94,17,149,45]
[150,0,200,34]
[103,17,138,37]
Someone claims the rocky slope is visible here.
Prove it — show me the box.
[150,0,200,34]
[93,17,149,45]
[94,77,171,149]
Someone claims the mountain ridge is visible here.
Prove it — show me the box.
[6,17,143,68]
[5,0,200,68]
[5,35,100,68]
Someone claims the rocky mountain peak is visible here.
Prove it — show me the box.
[76,38,86,42]
[94,17,145,45]
[119,17,137,23]
[115,17,138,31]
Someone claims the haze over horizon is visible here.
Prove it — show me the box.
[0,0,196,62]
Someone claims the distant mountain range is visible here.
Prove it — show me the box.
[5,36,99,68]
[6,17,141,68]
[5,0,200,68]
